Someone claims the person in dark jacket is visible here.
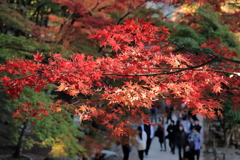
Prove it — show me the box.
[194,119,202,133]
[190,119,202,133]
[176,124,187,160]
[151,104,158,124]
[121,135,131,160]
[176,120,181,132]
[167,120,176,154]
[156,116,166,151]
[165,104,174,124]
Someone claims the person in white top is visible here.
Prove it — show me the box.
[136,126,147,160]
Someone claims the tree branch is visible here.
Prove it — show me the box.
[91,0,106,11]
[103,57,219,76]
[117,1,145,24]
[64,94,240,102]
[171,42,240,64]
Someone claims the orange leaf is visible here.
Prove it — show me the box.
[213,84,222,93]
[56,83,67,91]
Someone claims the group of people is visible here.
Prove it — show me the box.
[120,122,154,160]
[155,108,202,160]
[120,105,203,160]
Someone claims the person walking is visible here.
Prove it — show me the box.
[136,126,147,160]
[121,135,131,160]
[150,104,158,124]
[176,124,187,160]
[186,116,195,134]
[193,119,202,133]
[166,120,176,154]
[188,126,202,160]
[155,116,166,151]
[141,123,154,157]
[165,104,174,124]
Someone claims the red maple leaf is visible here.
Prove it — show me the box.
[33,52,44,62]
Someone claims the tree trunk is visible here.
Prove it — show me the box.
[13,120,28,158]
[224,127,233,147]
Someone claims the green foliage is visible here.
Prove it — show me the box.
[0,90,19,147]
[0,2,74,61]
[169,25,205,48]
[168,4,240,54]
[0,3,31,33]
[197,5,240,50]
[0,34,74,63]
[0,85,84,158]
[0,2,80,156]
[1,86,54,147]
[221,99,240,126]
[71,34,100,57]
[0,34,37,60]
[37,110,84,158]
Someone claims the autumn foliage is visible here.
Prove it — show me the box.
[0,16,239,136]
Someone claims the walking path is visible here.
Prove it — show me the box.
[126,111,204,160]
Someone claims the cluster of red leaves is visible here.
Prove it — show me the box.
[0,19,239,136]
[201,38,240,111]
[12,100,63,122]
[201,38,238,58]
[0,53,103,98]
[29,0,209,49]
[32,0,150,48]
[88,18,169,52]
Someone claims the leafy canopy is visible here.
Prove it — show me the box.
[0,18,239,137]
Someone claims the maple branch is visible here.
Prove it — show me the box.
[193,69,239,75]
[117,10,131,25]
[98,0,146,54]
[117,1,145,24]
[91,0,106,11]
[132,67,239,76]
[171,42,240,64]
[217,56,240,64]
[65,94,240,102]
[103,57,218,76]
[96,4,116,12]
[98,46,104,54]
[57,13,73,44]
[153,94,240,101]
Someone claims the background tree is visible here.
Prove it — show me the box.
[169,4,240,52]
[0,85,84,158]
[215,99,240,147]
